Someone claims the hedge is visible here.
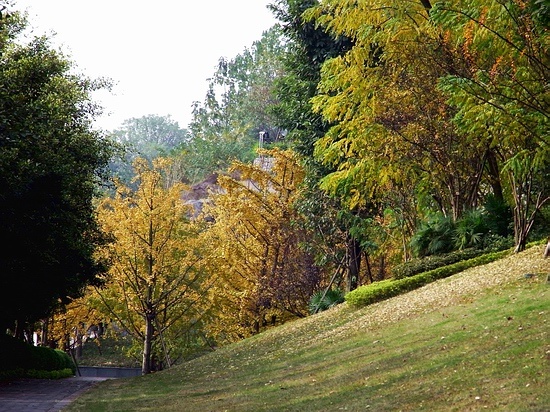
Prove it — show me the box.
[0,334,76,379]
[345,249,512,308]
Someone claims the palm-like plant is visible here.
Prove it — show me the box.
[309,289,345,314]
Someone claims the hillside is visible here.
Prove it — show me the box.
[67,245,549,411]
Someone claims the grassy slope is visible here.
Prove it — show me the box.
[67,245,549,412]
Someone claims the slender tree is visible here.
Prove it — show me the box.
[182,26,286,184]
[95,158,208,374]
[109,114,189,188]
[303,0,548,256]
[269,0,370,291]
[432,0,549,251]
[200,149,320,342]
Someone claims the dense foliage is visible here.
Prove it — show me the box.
[345,248,514,308]
[306,0,548,254]
[94,158,210,374]
[0,5,114,335]
[0,334,76,379]
[199,149,319,341]
[3,0,548,373]
[181,26,287,184]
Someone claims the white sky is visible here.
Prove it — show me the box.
[13,0,278,131]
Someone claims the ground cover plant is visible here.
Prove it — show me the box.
[66,245,549,411]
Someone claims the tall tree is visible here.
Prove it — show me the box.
[270,0,370,291]
[182,26,287,184]
[432,0,549,251]
[200,149,320,342]
[0,6,114,335]
[297,0,541,263]
[307,1,487,220]
[109,114,189,187]
[95,158,208,374]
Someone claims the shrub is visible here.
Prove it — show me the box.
[346,249,512,308]
[410,213,455,257]
[392,248,482,279]
[55,349,76,374]
[26,368,74,379]
[0,334,76,378]
[0,334,33,371]
[309,288,345,314]
[31,345,63,371]
[392,237,513,280]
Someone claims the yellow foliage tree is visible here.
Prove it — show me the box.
[95,157,209,374]
[306,0,489,222]
[200,149,320,343]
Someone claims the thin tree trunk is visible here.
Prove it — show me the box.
[485,148,504,202]
[347,236,361,292]
[142,312,154,375]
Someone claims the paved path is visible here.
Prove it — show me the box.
[0,376,109,412]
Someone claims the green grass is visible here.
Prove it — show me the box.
[67,246,549,411]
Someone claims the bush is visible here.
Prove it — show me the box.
[392,237,513,279]
[55,349,76,374]
[0,334,76,379]
[0,334,33,371]
[409,202,514,259]
[31,345,63,371]
[309,289,345,314]
[26,368,75,379]
[392,248,483,279]
[346,249,512,308]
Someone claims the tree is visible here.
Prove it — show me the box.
[181,26,287,184]
[270,0,374,291]
[200,149,320,342]
[431,0,549,251]
[95,158,209,374]
[0,6,114,336]
[109,114,189,188]
[300,0,548,258]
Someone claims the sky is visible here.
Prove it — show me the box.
[13,0,279,131]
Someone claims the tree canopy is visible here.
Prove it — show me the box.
[95,158,209,374]
[0,7,114,334]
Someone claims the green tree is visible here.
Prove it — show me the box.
[0,6,114,336]
[270,0,372,291]
[95,158,208,374]
[432,0,549,251]
[303,0,547,259]
[109,114,189,187]
[181,26,287,183]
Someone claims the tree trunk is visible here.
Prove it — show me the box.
[485,148,504,202]
[347,236,361,292]
[142,312,154,375]
[40,319,49,346]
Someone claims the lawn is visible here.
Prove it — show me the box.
[66,245,549,411]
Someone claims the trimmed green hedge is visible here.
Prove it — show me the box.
[391,248,484,279]
[0,334,76,380]
[391,237,514,279]
[0,367,75,380]
[345,249,512,308]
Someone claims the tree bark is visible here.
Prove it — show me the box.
[420,0,432,11]
[142,312,154,375]
[347,236,361,292]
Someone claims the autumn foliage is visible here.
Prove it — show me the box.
[199,149,322,342]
